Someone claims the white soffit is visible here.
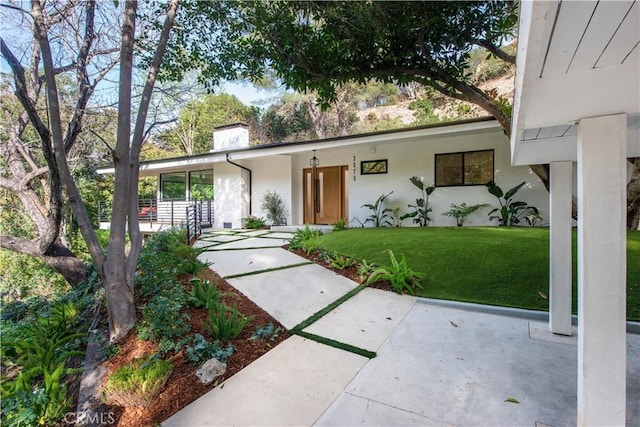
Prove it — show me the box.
[511,0,640,165]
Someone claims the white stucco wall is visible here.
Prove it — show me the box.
[213,162,249,228]
[282,127,550,227]
[246,155,293,225]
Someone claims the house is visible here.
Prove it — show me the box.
[512,1,639,425]
[98,117,551,231]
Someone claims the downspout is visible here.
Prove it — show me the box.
[226,153,252,213]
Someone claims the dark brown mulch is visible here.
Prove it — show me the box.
[287,246,396,292]
[72,244,396,427]
[96,269,289,427]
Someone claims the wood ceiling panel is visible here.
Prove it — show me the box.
[569,1,635,71]
[595,1,639,67]
[541,1,596,76]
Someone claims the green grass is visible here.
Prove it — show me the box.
[319,228,640,321]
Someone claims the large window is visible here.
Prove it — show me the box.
[160,172,186,200]
[434,149,494,187]
[189,169,214,200]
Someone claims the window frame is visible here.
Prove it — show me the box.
[160,172,187,201]
[434,149,494,187]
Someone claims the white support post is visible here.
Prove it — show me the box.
[577,114,627,426]
[549,161,573,336]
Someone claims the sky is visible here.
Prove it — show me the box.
[221,81,285,108]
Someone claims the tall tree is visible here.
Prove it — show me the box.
[167,0,639,227]
[0,1,118,285]
[158,93,260,154]
[1,0,180,341]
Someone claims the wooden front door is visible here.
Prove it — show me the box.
[303,166,348,224]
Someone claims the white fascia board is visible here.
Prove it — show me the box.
[511,123,639,166]
[511,0,558,164]
[96,120,501,174]
[227,120,501,161]
[96,153,227,176]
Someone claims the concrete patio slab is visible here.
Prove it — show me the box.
[316,392,445,426]
[325,302,635,427]
[213,237,289,250]
[528,321,578,345]
[228,264,359,330]
[197,247,310,278]
[304,288,417,352]
[162,336,368,427]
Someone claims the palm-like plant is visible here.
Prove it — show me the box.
[400,176,436,227]
[486,181,538,226]
[442,203,488,226]
[362,192,394,227]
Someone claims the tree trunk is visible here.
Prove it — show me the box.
[102,0,138,342]
[0,236,86,286]
[126,0,180,289]
[306,100,326,139]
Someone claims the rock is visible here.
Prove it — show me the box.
[196,358,227,385]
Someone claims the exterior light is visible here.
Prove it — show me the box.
[310,150,319,167]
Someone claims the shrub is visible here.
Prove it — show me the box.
[102,356,173,408]
[261,191,287,225]
[242,215,266,229]
[366,250,425,295]
[442,203,488,226]
[185,334,235,365]
[331,218,347,231]
[486,181,539,227]
[362,192,394,227]
[1,300,86,426]
[249,323,283,341]
[173,245,207,275]
[188,278,221,309]
[325,252,355,270]
[202,301,253,342]
[400,177,436,227]
[137,286,191,353]
[289,225,324,254]
[357,259,377,282]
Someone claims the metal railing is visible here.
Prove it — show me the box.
[186,203,202,245]
[98,199,214,231]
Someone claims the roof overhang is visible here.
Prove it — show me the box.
[511,0,640,166]
[97,118,502,177]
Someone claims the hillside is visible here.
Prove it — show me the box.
[356,74,515,126]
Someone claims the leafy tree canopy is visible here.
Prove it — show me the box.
[164,0,517,132]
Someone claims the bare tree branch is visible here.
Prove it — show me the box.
[473,39,516,64]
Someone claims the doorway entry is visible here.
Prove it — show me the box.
[303,166,348,224]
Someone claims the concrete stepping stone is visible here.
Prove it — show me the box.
[198,248,309,278]
[213,237,289,250]
[228,264,358,330]
[303,288,416,352]
[162,336,368,427]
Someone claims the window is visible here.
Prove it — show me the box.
[160,172,186,200]
[435,149,494,187]
[189,169,214,200]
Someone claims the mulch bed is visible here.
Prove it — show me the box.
[92,269,289,427]
[71,245,395,427]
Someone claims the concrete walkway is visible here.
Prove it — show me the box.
[165,229,640,426]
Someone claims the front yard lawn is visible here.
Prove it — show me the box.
[319,227,640,321]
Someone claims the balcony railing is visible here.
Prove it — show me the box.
[98,199,213,231]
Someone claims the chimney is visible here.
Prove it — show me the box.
[212,123,249,151]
